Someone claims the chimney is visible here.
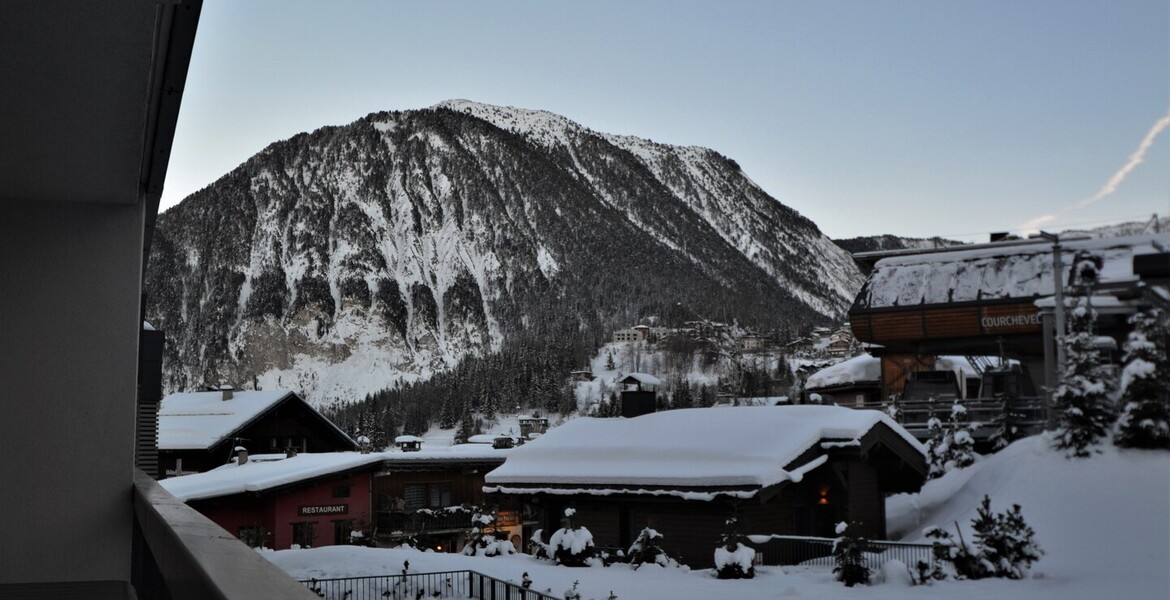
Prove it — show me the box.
[357,435,371,454]
[286,446,298,458]
[220,384,234,401]
[235,446,248,465]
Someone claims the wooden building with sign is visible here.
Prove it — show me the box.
[160,452,385,550]
[849,234,1170,401]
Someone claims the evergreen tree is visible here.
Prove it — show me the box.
[924,410,947,479]
[1052,254,1116,457]
[454,402,479,444]
[1115,309,1170,449]
[605,351,616,371]
[944,400,977,471]
[672,377,693,409]
[832,521,871,587]
[970,496,1043,579]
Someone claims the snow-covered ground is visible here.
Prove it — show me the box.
[264,434,1169,599]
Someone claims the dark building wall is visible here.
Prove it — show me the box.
[1,200,143,583]
[845,461,885,538]
[517,458,890,568]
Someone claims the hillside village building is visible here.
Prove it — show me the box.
[484,405,927,568]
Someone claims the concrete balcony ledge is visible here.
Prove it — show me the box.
[132,470,318,600]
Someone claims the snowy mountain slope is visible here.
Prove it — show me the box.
[147,101,863,404]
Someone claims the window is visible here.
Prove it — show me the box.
[403,482,452,510]
[333,519,354,545]
[238,525,267,548]
[332,484,351,498]
[292,522,316,548]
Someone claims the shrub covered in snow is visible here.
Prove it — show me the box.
[549,508,595,567]
[713,517,755,579]
[462,507,516,557]
[832,521,871,587]
[1114,309,1170,450]
[1052,256,1117,457]
[563,580,582,600]
[626,527,680,570]
[529,528,551,560]
[915,494,1042,583]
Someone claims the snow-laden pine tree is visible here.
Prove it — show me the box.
[1114,309,1170,449]
[832,521,871,587]
[971,496,1043,579]
[944,400,978,471]
[1052,254,1117,457]
[924,410,947,479]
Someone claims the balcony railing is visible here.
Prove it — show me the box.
[848,397,1051,442]
[301,570,561,600]
[745,534,934,570]
[131,469,319,600]
[376,509,471,537]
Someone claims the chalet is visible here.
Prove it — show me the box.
[803,354,882,407]
[158,388,357,476]
[826,328,856,358]
[160,452,386,550]
[483,405,927,568]
[617,372,661,418]
[372,446,512,552]
[850,233,1169,400]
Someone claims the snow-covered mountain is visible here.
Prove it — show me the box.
[146,100,863,404]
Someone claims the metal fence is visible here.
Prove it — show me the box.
[746,534,934,570]
[301,570,560,600]
[853,397,1051,442]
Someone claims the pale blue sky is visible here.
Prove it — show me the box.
[163,0,1169,241]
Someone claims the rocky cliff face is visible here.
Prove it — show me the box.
[146,100,863,404]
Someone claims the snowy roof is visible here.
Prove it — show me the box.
[618,373,662,386]
[805,355,881,389]
[854,234,1169,310]
[484,406,923,499]
[395,435,424,444]
[160,452,386,502]
[158,389,352,451]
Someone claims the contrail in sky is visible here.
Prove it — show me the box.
[1020,108,1170,233]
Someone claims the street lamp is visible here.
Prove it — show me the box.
[1039,231,1066,376]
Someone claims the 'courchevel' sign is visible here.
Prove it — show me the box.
[981,313,1041,329]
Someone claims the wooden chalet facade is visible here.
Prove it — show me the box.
[372,450,512,552]
[159,389,357,475]
[849,234,1170,400]
[484,406,926,568]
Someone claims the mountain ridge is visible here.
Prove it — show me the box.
[146,101,864,404]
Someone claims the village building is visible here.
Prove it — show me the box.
[483,405,927,568]
[612,327,647,344]
[160,451,386,550]
[159,444,514,553]
[372,446,513,552]
[158,388,357,476]
[803,354,883,407]
[849,234,1170,401]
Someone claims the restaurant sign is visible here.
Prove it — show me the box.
[299,504,348,516]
